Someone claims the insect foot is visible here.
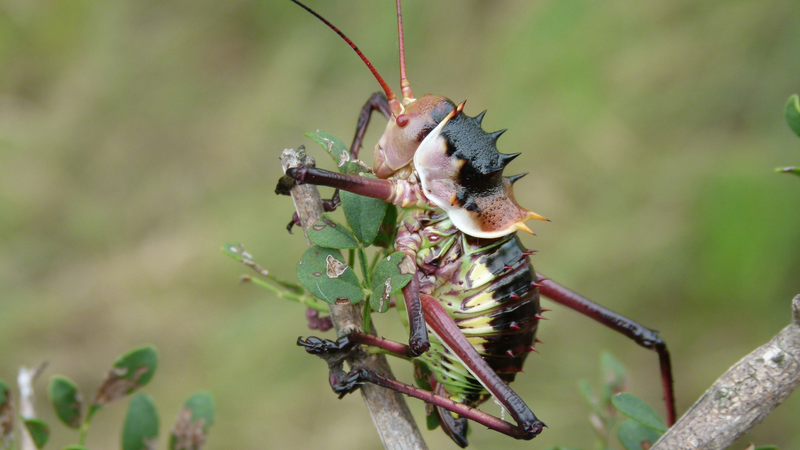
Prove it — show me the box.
[296,335,356,355]
[330,368,369,399]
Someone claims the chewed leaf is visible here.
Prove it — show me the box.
[93,346,158,409]
[122,393,160,450]
[304,131,350,171]
[341,188,388,246]
[369,252,414,313]
[612,392,667,432]
[22,418,49,449]
[49,375,84,428]
[617,418,662,450]
[0,379,12,444]
[786,94,800,138]
[307,214,359,249]
[297,246,363,305]
[170,392,215,450]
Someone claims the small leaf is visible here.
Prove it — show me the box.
[93,346,158,409]
[307,214,359,249]
[49,376,84,428]
[341,188,388,246]
[0,379,12,444]
[297,246,363,304]
[753,446,779,450]
[369,252,414,313]
[304,131,350,171]
[612,393,667,433]
[617,418,662,450]
[221,242,250,262]
[170,392,215,450]
[62,446,89,450]
[122,393,159,450]
[785,94,800,138]
[22,418,49,449]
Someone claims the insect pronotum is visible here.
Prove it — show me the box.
[280,0,677,446]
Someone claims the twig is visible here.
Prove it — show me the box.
[17,362,47,450]
[652,295,800,450]
[280,147,428,450]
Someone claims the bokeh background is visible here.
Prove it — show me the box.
[2,0,800,448]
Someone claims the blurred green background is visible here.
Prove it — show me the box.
[1,0,799,448]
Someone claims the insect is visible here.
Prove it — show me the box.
[280,0,677,446]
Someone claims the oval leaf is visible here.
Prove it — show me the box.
[307,214,359,249]
[297,246,363,304]
[612,392,667,432]
[369,252,414,313]
[93,346,158,408]
[170,392,215,450]
[786,94,800,138]
[373,204,398,248]
[304,131,350,171]
[341,188,388,246]
[22,418,50,449]
[0,379,12,443]
[49,375,84,429]
[617,418,662,450]
[122,393,160,450]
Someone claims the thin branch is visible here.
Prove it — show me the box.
[652,295,800,450]
[17,362,47,450]
[280,147,428,450]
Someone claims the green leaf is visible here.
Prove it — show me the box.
[612,393,667,432]
[307,214,359,249]
[373,204,398,248]
[754,446,779,450]
[617,418,662,450]
[600,351,626,405]
[170,392,215,450]
[122,393,159,450]
[49,376,84,429]
[304,131,350,171]
[0,379,11,443]
[296,246,363,304]
[369,252,413,313]
[92,346,158,409]
[221,242,249,262]
[62,446,89,450]
[22,418,50,449]
[785,94,800,138]
[341,188,388,246]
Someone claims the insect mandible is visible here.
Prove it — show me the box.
[279,0,677,446]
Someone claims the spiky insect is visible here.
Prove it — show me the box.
[277,0,677,446]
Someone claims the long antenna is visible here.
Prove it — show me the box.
[396,0,414,102]
[290,0,402,115]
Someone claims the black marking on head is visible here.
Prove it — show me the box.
[415,100,456,143]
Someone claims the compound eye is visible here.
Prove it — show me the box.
[396,114,409,128]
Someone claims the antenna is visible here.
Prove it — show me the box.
[396,0,414,102]
[290,0,402,115]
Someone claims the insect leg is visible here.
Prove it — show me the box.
[420,293,545,437]
[350,92,392,158]
[535,273,677,426]
[298,334,539,442]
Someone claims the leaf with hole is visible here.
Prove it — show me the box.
[49,375,84,428]
[341,188,388,246]
[122,393,159,450]
[297,246,363,305]
[92,346,158,410]
[307,214,359,249]
[304,131,350,172]
[170,392,215,450]
[612,392,667,432]
[369,252,413,313]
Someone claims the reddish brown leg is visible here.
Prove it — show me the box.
[297,332,541,441]
[536,273,677,426]
[286,166,394,201]
[420,294,544,436]
[350,92,391,158]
